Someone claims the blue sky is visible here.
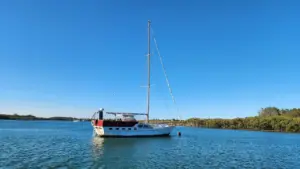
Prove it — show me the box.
[1,0,300,119]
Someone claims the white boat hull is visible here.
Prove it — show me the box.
[93,125,174,137]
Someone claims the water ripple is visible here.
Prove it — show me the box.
[1,121,300,168]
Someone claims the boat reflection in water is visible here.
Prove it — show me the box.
[91,136,173,168]
[92,137,105,153]
[92,136,172,150]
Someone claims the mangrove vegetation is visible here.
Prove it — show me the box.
[150,107,300,133]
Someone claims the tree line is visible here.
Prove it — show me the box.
[0,113,88,121]
[149,107,300,133]
[2,107,300,133]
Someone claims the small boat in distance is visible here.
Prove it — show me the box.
[73,118,79,122]
[91,20,175,137]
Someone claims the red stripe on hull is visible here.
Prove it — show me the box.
[93,120,138,127]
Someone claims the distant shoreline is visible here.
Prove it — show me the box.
[2,107,300,133]
[0,114,90,121]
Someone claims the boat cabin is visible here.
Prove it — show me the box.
[116,114,136,122]
[91,108,146,127]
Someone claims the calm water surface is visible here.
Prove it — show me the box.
[1,120,300,169]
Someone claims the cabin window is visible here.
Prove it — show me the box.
[134,128,137,130]
[122,128,125,130]
[143,124,152,128]
[128,128,131,130]
[137,124,152,128]
[116,128,119,130]
[109,128,112,130]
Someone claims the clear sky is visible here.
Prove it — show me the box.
[1,0,300,119]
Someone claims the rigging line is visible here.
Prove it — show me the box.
[151,28,180,119]
[150,47,171,116]
[153,36,176,105]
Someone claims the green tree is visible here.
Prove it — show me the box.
[258,107,281,117]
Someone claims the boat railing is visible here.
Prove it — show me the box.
[151,124,170,128]
[106,112,147,116]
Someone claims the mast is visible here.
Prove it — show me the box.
[146,20,151,123]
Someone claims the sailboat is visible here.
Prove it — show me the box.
[91,20,175,137]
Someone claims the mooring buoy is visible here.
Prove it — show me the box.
[177,131,181,136]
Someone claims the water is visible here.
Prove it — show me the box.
[1,120,300,169]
